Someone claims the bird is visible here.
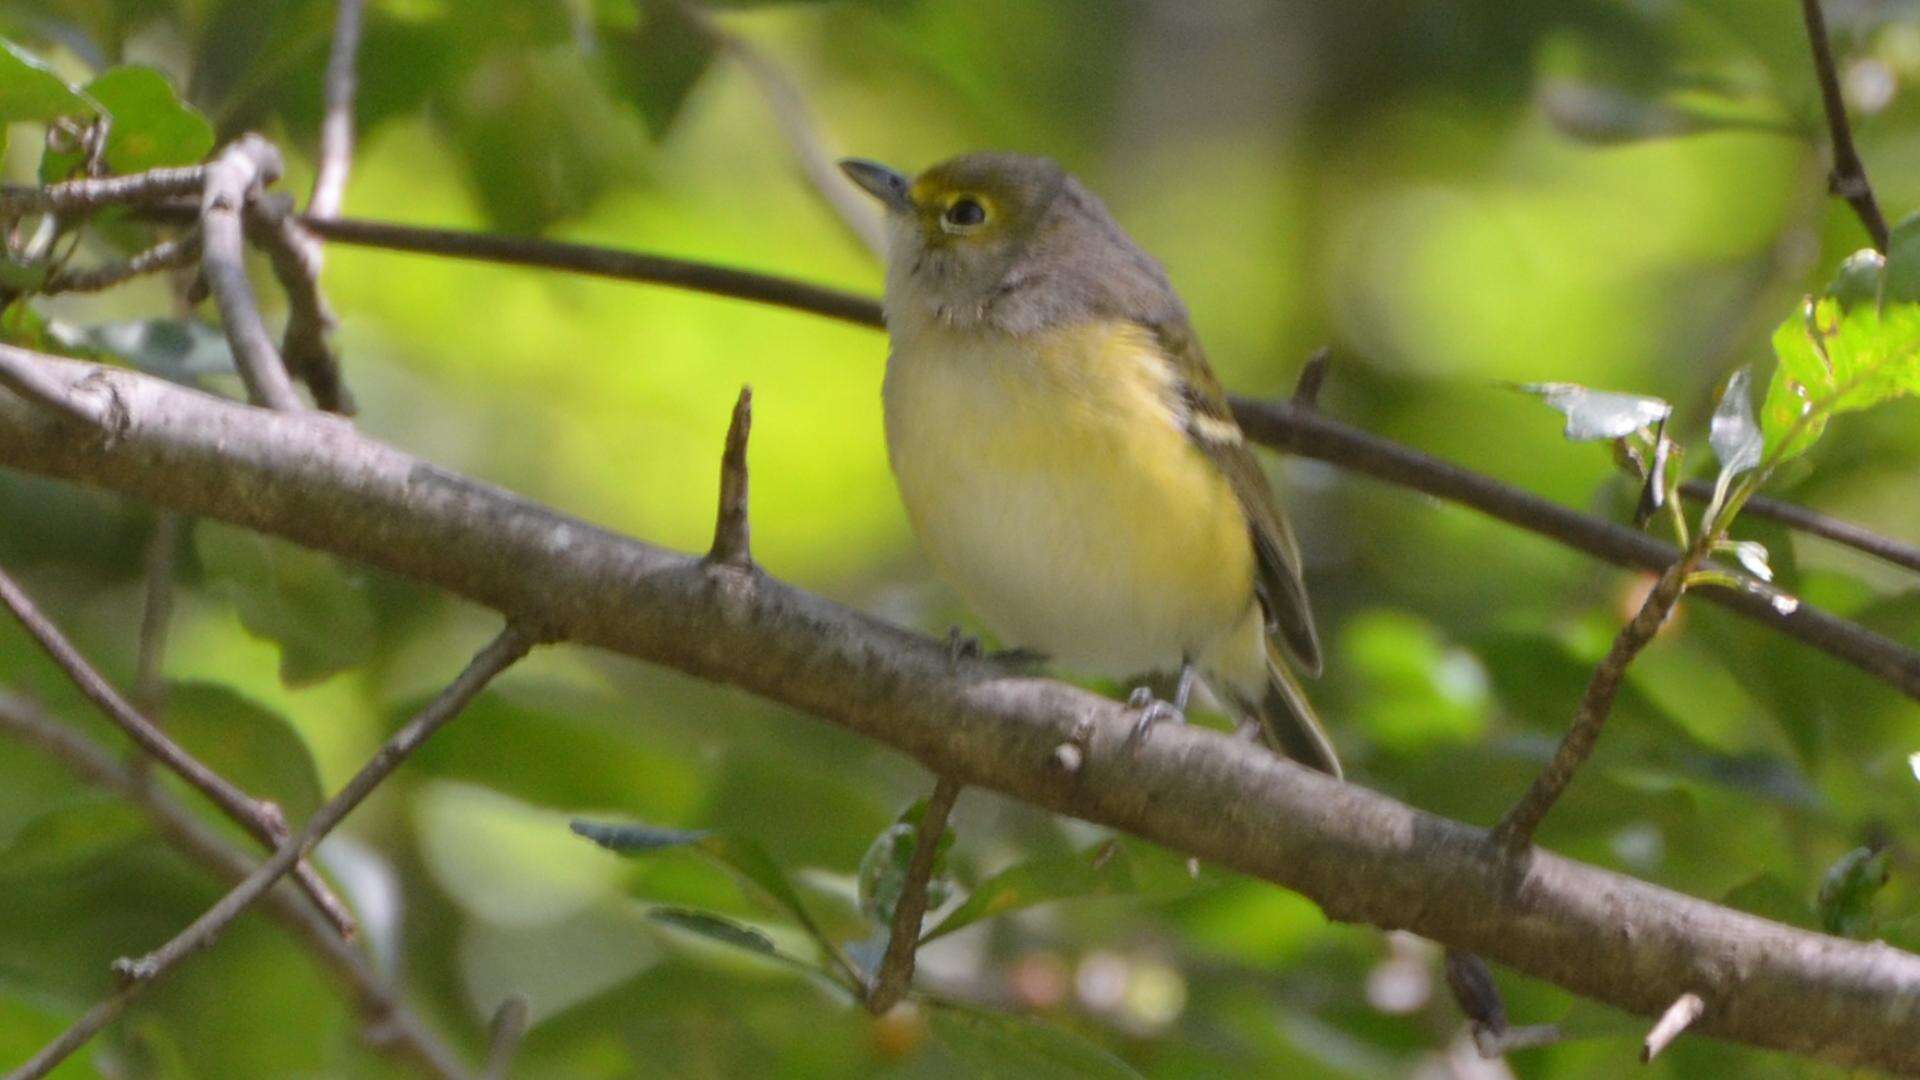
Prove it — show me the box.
[840,152,1340,778]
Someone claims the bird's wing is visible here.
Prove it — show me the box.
[1145,318,1322,674]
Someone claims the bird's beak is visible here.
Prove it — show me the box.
[838,158,913,213]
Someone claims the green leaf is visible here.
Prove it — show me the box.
[922,839,1143,944]
[1761,298,1920,463]
[0,38,89,124]
[1817,846,1890,938]
[80,67,215,173]
[928,1003,1142,1080]
[856,798,954,926]
[646,907,821,976]
[195,522,378,687]
[1516,381,1670,442]
[602,0,717,141]
[55,319,235,383]
[1707,366,1761,489]
[574,817,847,978]
[163,681,326,822]
[0,795,148,880]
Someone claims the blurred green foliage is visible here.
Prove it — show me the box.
[0,0,1919,1077]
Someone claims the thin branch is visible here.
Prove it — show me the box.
[199,135,305,411]
[1641,992,1705,1063]
[288,215,887,328]
[707,385,753,567]
[1291,346,1331,408]
[1472,1022,1566,1058]
[0,559,356,939]
[0,166,205,218]
[481,995,530,1080]
[1,358,1917,1071]
[0,691,469,1080]
[1492,553,1701,852]
[674,2,886,257]
[42,229,202,295]
[1680,477,1920,575]
[866,775,961,1014]
[311,0,365,222]
[10,624,533,1080]
[1800,0,1890,252]
[249,195,354,414]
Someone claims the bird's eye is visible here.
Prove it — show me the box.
[943,197,987,231]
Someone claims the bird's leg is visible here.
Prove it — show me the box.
[944,626,983,672]
[1128,660,1197,745]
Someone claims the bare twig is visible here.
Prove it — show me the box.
[249,195,354,413]
[1444,948,1567,1057]
[1680,478,1920,575]
[482,995,530,1080]
[9,624,533,1080]
[288,215,887,327]
[1642,992,1705,1063]
[1472,1022,1566,1057]
[1291,346,1331,408]
[2,358,1918,1071]
[199,135,305,411]
[311,0,365,222]
[1800,0,1889,251]
[1492,554,1701,851]
[0,691,469,1080]
[0,166,205,218]
[673,2,885,256]
[707,385,753,567]
[0,560,356,938]
[42,229,202,294]
[867,775,961,1014]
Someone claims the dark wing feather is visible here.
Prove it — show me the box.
[1146,318,1322,674]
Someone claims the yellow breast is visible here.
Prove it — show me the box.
[881,316,1258,676]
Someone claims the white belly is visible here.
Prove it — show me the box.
[881,319,1259,678]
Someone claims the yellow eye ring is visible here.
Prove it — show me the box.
[941,196,988,234]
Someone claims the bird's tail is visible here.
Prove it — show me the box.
[1243,651,1342,779]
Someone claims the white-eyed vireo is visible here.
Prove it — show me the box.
[842,152,1339,777]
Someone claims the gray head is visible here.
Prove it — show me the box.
[839,152,1185,335]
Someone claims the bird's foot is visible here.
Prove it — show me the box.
[944,627,983,672]
[1127,685,1186,746]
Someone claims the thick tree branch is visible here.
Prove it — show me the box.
[0,559,356,938]
[0,358,1915,1071]
[0,692,469,1080]
[1800,0,1890,252]
[11,624,532,1079]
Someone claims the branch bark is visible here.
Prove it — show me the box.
[0,356,1915,1072]
[199,136,305,411]
[1800,0,1890,252]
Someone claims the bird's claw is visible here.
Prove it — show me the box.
[1127,686,1185,747]
[944,627,983,671]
